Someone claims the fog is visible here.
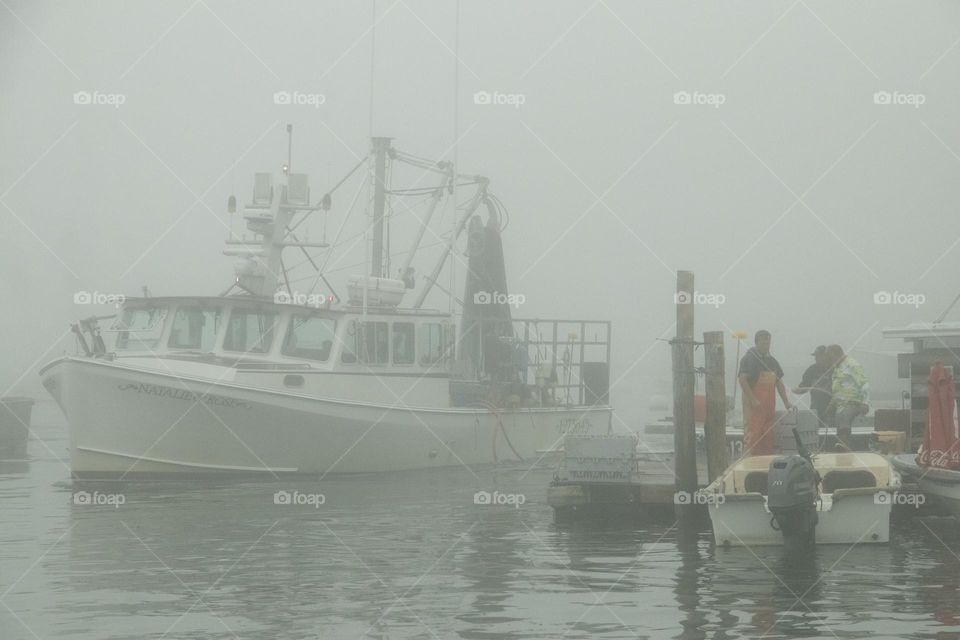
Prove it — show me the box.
[4,0,960,423]
[7,3,960,638]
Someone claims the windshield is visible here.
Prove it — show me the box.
[223,309,277,355]
[112,306,168,351]
[282,314,336,361]
[168,306,222,351]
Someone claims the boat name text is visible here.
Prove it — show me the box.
[117,383,251,409]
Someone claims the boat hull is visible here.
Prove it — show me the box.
[892,454,960,517]
[918,472,960,517]
[41,357,611,476]
[704,452,898,546]
[707,491,892,546]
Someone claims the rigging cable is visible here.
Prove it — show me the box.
[304,172,369,296]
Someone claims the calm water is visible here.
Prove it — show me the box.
[2,401,959,639]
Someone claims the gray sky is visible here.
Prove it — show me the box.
[3,1,960,424]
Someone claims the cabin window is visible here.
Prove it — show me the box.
[419,322,449,366]
[223,309,277,354]
[341,321,358,363]
[282,315,336,362]
[340,321,388,365]
[392,322,415,365]
[168,306,221,351]
[113,306,168,351]
[359,321,389,364]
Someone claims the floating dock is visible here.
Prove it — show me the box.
[546,435,709,522]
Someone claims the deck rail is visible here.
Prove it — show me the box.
[509,318,612,406]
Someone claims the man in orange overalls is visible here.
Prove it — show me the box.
[738,330,793,456]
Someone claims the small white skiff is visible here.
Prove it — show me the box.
[701,452,900,547]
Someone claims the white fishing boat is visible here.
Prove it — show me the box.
[702,450,900,547]
[41,134,612,477]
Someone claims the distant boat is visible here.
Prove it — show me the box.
[41,134,613,477]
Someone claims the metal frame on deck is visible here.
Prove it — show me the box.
[511,318,612,406]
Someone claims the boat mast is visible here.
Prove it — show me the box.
[370,136,391,279]
[224,125,334,298]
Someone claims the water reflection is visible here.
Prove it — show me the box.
[2,424,960,638]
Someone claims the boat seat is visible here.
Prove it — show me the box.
[744,471,768,495]
[821,470,876,493]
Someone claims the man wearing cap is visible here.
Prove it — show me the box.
[794,346,834,428]
[738,330,793,456]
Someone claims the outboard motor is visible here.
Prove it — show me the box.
[767,428,820,548]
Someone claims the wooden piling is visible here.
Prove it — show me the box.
[672,271,698,506]
[704,331,727,483]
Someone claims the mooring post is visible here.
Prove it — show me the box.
[704,331,727,483]
[672,271,697,511]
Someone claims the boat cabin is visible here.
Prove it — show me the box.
[74,295,611,410]
[103,296,456,375]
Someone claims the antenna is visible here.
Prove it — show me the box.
[369,0,376,138]
[449,0,460,315]
[285,124,293,175]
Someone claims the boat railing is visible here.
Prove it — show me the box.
[511,318,612,407]
[234,361,314,371]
